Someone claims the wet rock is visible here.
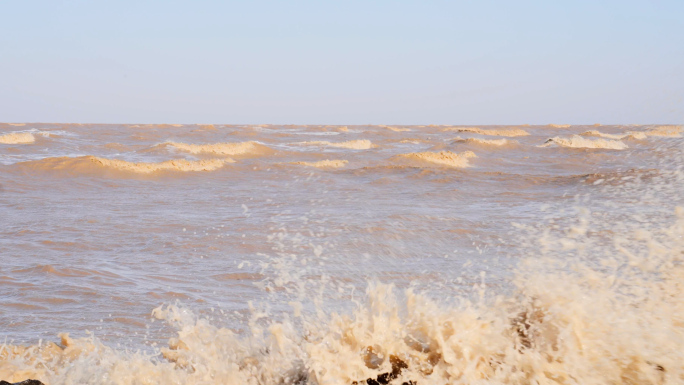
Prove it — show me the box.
[0,381,45,385]
[353,354,415,385]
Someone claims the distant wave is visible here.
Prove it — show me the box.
[398,138,433,144]
[580,130,647,140]
[443,127,529,137]
[379,125,411,132]
[645,125,682,138]
[395,150,476,168]
[16,156,231,174]
[299,140,375,150]
[451,137,515,146]
[166,141,272,156]
[540,135,628,150]
[127,124,187,129]
[0,132,35,144]
[548,124,572,128]
[292,159,348,168]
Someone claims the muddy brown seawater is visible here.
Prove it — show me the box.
[0,123,682,384]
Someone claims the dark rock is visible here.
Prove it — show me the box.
[353,355,415,385]
[0,381,46,385]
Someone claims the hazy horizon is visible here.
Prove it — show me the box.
[2,122,682,126]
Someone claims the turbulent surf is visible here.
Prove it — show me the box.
[0,123,682,384]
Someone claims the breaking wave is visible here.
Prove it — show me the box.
[291,159,348,168]
[2,204,683,384]
[580,130,647,140]
[443,127,530,137]
[14,156,231,174]
[0,132,35,144]
[379,125,411,132]
[540,135,628,150]
[165,141,272,156]
[394,150,477,168]
[451,137,515,147]
[645,125,682,138]
[299,140,375,150]
[398,138,433,144]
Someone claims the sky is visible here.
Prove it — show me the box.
[1,0,683,125]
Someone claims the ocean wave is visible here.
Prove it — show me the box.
[398,138,432,144]
[4,212,683,385]
[395,150,476,168]
[166,141,272,156]
[547,124,571,128]
[645,125,682,137]
[580,130,647,140]
[443,127,530,137]
[450,137,515,146]
[11,264,123,279]
[291,159,348,168]
[299,140,375,150]
[0,132,35,144]
[379,125,411,132]
[288,131,341,136]
[2,203,683,385]
[540,135,628,150]
[14,156,231,174]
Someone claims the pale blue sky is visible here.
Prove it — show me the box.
[1,0,682,124]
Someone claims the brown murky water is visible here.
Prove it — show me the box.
[0,123,683,384]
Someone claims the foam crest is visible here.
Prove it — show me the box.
[292,160,348,168]
[0,132,35,144]
[17,156,231,174]
[395,150,476,168]
[548,124,571,128]
[166,141,271,156]
[443,127,530,137]
[540,135,628,150]
[300,140,375,150]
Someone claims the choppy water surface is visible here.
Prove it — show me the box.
[1,123,683,384]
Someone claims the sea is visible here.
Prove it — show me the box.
[0,123,682,384]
